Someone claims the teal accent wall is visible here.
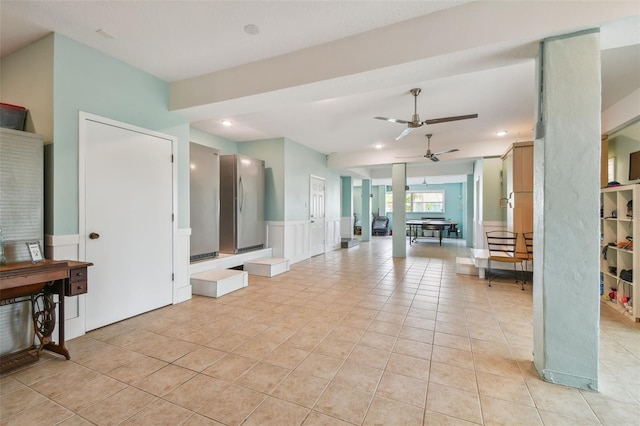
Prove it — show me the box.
[51,34,189,233]
[360,182,466,235]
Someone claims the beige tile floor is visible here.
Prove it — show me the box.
[1,237,639,425]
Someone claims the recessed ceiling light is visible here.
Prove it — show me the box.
[96,29,114,39]
[374,143,384,149]
[220,120,233,127]
[496,130,508,136]
[244,24,260,35]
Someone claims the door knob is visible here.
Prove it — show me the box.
[89,232,100,240]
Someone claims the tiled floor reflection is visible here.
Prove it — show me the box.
[1,237,639,425]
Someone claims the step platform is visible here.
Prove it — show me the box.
[243,257,290,277]
[191,269,248,298]
[456,257,479,276]
[341,238,359,248]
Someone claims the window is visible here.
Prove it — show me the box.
[386,190,445,213]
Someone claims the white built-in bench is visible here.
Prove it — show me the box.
[243,257,290,277]
[471,248,490,279]
[191,269,248,298]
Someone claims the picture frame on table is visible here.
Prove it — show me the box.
[26,241,44,263]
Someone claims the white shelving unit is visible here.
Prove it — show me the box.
[600,184,639,321]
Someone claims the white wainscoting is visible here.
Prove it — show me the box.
[341,216,354,239]
[174,228,192,303]
[44,234,85,340]
[325,217,342,252]
[266,221,311,264]
[476,221,506,249]
[44,228,190,340]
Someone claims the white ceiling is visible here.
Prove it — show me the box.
[1,1,639,182]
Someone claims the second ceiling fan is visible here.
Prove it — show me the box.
[374,88,478,140]
[398,133,458,162]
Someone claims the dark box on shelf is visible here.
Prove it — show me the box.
[0,103,27,131]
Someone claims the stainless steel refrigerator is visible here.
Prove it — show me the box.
[219,154,265,254]
[189,143,220,261]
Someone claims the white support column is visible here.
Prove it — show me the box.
[392,163,407,258]
[533,30,601,390]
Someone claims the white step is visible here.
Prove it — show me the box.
[456,257,479,275]
[341,238,359,248]
[191,269,248,298]
[244,257,290,277]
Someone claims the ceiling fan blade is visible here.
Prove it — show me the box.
[433,148,459,156]
[396,127,414,140]
[424,114,478,125]
[395,155,424,159]
[430,156,440,162]
[374,116,409,124]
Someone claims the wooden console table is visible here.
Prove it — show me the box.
[0,259,92,372]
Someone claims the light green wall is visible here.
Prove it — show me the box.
[0,35,54,142]
[238,138,285,221]
[371,185,386,217]
[2,33,190,234]
[190,127,238,154]
[1,33,190,234]
[482,157,504,222]
[52,34,189,232]
[283,138,331,221]
[609,118,640,185]
[466,174,474,247]
[353,187,362,222]
[341,176,353,217]
[236,137,339,222]
[325,169,341,220]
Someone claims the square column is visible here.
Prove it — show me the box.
[533,30,601,390]
[392,163,406,258]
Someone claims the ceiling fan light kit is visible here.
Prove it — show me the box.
[374,88,478,141]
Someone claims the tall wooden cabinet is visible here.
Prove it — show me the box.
[501,142,533,256]
[600,184,639,321]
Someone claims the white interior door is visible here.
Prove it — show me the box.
[81,116,174,331]
[310,176,325,257]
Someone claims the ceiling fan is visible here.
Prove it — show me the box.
[398,133,459,162]
[374,88,478,140]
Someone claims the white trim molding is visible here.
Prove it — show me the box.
[174,228,192,303]
[44,233,80,261]
[477,220,506,249]
[325,217,342,251]
[44,233,85,340]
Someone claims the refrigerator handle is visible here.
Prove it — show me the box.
[239,176,245,213]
